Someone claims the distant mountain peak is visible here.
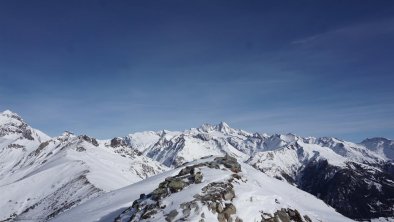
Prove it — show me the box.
[216,121,231,132]
[62,131,75,136]
[198,121,235,134]
[2,109,15,115]
[218,121,230,128]
[1,109,22,121]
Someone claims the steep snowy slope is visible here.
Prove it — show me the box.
[52,155,352,222]
[0,111,167,221]
[0,110,50,179]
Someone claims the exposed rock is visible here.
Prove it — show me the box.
[168,178,187,192]
[217,203,224,213]
[7,143,25,149]
[178,166,195,176]
[110,137,126,148]
[304,215,312,222]
[223,189,235,200]
[114,156,242,222]
[22,128,34,140]
[165,210,178,222]
[218,212,226,222]
[115,160,207,221]
[195,133,212,141]
[261,208,304,222]
[79,135,99,147]
[222,203,236,219]
[214,154,241,173]
[151,187,168,200]
[29,141,50,157]
[194,172,203,183]
[76,147,86,152]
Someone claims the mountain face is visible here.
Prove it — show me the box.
[247,138,394,220]
[0,110,393,221]
[361,137,394,160]
[0,111,167,221]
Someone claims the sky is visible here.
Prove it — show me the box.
[0,0,393,142]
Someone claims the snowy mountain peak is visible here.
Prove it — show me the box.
[198,123,216,132]
[0,109,24,123]
[2,109,19,116]
[60,131,75,138]
[198,121,238,135]
[217,121,230,130]
[0,109,35,139]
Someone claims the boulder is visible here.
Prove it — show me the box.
[223,189,235,200]
[168,179,187,192]
[223,203,236,219]
[165,210,178,222]
[194,172,203,183]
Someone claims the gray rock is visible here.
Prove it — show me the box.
[165,210,178,222]
[194,172,203,183]
[223,189,235,200]
[152,187,168,200]
[218,213,226,222]
[223,203,236,219]
[168,179,187,192]
[235,217,243,222]
[214,154,241,173]
[217,203,224,213]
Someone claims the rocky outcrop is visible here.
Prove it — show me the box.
[114,155,242,222]
[261,208,307,222]
[79,135,99,147]
[7,143,25,149]
[214,155,241,173]
[110,137,127,148]
[114,161,206,221]
[195,179,239,222]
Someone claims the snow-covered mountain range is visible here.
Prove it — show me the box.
[0,110,393,222]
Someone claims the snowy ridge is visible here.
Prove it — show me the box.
[53,156,352,222]
[0,111,168,221]
[0,110,393,221]
[122,122,388,168]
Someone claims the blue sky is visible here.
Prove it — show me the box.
[1,0,393,142]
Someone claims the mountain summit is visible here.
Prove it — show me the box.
[0,110,393,222]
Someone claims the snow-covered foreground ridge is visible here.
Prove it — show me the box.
[0,110,393,222]
[53,156,352,222]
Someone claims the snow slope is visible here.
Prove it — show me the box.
[52,156,352,222]
[0,111,167,221]
[1,110,393,221]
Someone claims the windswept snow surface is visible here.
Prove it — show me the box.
[52,157,353,222]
